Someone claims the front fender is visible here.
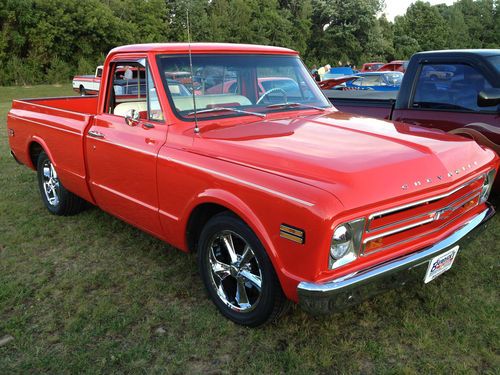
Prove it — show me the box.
[181,188,295,295]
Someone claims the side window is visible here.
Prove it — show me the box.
[351,78,363,87]
[106,62,163,121]
[107,63,147,117]
[360,75,382,87]
[413,63,494,112]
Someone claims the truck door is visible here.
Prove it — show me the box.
[85,58,167,237]
[392,62,499,155]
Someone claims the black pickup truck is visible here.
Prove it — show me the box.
[325,50,500,155]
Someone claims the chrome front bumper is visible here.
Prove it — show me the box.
[297,205,495,314]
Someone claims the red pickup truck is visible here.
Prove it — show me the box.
[7,43,499,326]
[326,50,500,156]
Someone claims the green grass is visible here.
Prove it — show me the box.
[0,84,499,374]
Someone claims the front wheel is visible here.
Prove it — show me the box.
[37,151,86,215]
[198,212,289,326]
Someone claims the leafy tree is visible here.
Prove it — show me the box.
[456,0,498,48]
[306,0,383,66]
[436,3,471,49]
[393,1,449,54]
[363,14,395,62]
[0,0,498,85]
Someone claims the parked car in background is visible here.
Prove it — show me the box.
[72,65,103,95]
[164,71,192,85]
[378,60,409,73]
[206,77,301,97]
[319,72,403,91]
[422,65,455,81]
[322,67,355,80]
[7,44,498,327]
[324,50,500,157]
[360,62,385,72]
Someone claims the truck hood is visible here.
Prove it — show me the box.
[193,110,495,208]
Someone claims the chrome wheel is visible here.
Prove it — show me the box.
[207,230,262,312]
[41,159,60,207]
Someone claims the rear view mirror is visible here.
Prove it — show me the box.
[477,88,500,107]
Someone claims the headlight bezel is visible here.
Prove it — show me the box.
[479,169,496,204]
[329,218,365,269]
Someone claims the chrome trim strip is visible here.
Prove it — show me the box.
[297,205,494,314]
[8,114,82,135]
[363,216,436,244]
[167,158,315,207]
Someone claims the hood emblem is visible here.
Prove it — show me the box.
[402,161,477,191]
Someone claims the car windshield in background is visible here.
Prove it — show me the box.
[384,73,403,85]
[156,54,331,119]
[486,55,500,74]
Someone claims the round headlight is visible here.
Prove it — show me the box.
[330,224,353,259]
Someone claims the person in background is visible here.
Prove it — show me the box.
[123,66,133,80]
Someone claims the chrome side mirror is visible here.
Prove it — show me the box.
[125,109,140,126]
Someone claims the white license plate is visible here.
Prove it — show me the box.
[424,246,459,284]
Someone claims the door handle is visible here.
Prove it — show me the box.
[142,123,155,129]
[88,130,105,138]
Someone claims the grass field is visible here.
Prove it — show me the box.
[0,84,499,374]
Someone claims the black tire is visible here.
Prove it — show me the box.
[37,151,86,216]
[79,86,86,96]
[198,212,289,326]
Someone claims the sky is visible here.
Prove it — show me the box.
[382,0,457,21]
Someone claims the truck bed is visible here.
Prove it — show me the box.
[7,96,98,202]
[325,90,396,119]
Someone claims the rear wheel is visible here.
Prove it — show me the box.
[198,212,289,326]
[37,151,86,215]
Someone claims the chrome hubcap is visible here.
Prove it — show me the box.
[208,230,262,312]
[42,160,60,206]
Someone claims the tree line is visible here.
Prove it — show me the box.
[0,0,498,85]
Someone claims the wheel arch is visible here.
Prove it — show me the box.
[27,137,55,171]
[184,189,285,280]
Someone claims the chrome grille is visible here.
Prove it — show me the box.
[361,174,486,256]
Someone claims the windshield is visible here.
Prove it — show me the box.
[156,54,331,119]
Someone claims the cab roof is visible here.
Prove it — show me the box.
[110,43,298,56]
[415,49,500,57]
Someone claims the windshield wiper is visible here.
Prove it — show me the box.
[187,107,266,118]
[265,102,327,111]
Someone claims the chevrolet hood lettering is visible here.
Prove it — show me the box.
[402,161,478,191]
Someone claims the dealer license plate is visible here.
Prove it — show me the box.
[424,246,459,284]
